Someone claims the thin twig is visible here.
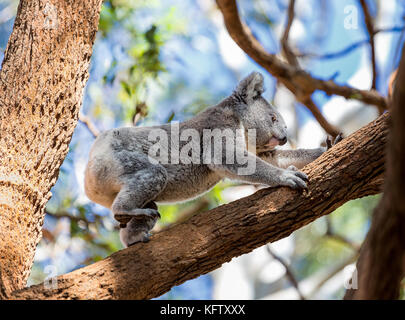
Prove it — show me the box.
[281,0,299,67]
[359,0,377,90]
[42,228,55,242]
[278,1,339,137]
[299,40,369,60]
[267,245,306,300]
[297,26,405,60]
[325,217,361,251]
[46,210,94,228]
[307,252,358,299]
[79,113,100,138]
[300,96,340,137]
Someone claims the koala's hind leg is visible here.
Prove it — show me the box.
[119,201,159,247]
[111,154,167,232]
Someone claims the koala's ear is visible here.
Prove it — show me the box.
[235,72,264,102]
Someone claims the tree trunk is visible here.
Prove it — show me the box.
[11,113,387,299]
[0,0,102,294]
[344,46,405,300]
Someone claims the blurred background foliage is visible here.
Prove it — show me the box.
[0,0,404,299]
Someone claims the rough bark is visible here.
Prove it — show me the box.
[344,46,405,299]
[0,0,102,293]
[11,113,388,300]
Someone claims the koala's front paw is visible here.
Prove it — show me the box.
[279,167,308,189]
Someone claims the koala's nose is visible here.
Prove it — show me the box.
[279,136,287,145]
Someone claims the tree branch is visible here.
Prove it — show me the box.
[10,113,388,300]
[359,0,377,90]
[267,245,305,300]
[79,113,100,138]
[281,0,298,67]
[299,96,340,137]
[216,0,388,112]
[298,26,405,61]
[326,217,360,251]
[307,252,358,299]
[278,1,340,137]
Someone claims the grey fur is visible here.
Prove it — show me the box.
[84,72,333,247]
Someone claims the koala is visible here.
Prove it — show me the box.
[84,72,341,248]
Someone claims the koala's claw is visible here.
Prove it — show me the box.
[334,133,343,144]
[120,218,155,248]
[296,171,309,182]
[286,165,308,181]
[280,168,308,190]
[288,177,307,189]
[142,232,151,243]
[326,133,343,150]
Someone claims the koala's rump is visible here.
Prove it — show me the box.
[84,132,123,208]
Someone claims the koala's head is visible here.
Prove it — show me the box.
[232,72,288,152]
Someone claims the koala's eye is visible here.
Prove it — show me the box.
[271,115,277,122]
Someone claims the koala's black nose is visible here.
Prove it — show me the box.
[279,136,287,145]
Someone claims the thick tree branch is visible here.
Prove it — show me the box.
[11,113,387,300]
[216,0,388,112]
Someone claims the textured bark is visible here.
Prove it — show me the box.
[11,113,388,300]
[344,46,405,299]
[0,0,102,293]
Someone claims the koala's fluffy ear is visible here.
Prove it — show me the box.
[235,72,264,102]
